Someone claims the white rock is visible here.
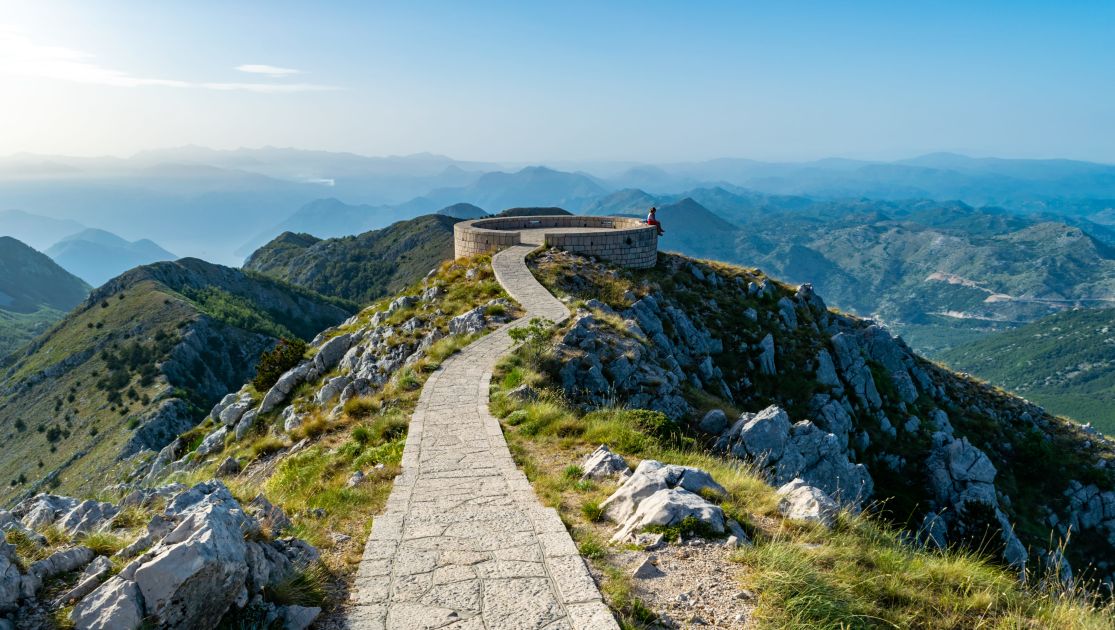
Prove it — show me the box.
[580,445,629,481]
[280,604,321,630]
[346,471,365,488]
[314,333,354,373]
[632,555,665,579]
[195,426,229,458]
[449,307,486,335]
[233,409,258,441]
[57,555,112,606]
[611,487,726,543]
[776,479,839,528]
[281,406,305,433]
[601,460,727,525]
[698,409,728,434]
[757,333,777,375]
[70,576,144,630]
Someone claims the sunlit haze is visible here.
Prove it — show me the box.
[2,0,1113,163]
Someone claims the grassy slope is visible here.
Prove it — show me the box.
[0,235,91,360]
[0,283,194,504]
[0,306,64,361]
[486,255,1114,629]
[156,256,518,619]
[941,307,1115,435]
[0,259,352,505]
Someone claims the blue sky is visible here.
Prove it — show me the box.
[1,1,1112,162]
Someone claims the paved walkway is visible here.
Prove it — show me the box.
[347,245,619,629]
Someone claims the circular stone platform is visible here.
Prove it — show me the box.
[453,215,658,268]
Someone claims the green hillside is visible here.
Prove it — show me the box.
[244,214,460,304]
[0,257,351,504]
[941,307,1115,434]
[0,236,90,358]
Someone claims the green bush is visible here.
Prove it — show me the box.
[252,338,308,391]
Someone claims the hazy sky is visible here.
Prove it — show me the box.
[1,1,1112,163]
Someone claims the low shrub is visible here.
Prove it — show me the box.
[252,338,308,392]
[343,397,378,419]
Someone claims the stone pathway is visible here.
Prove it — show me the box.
[347,245,619,629]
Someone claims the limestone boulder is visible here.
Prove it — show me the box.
[698,409,728,435]
[449,306,486,335]
[611,487,725,542]
[313,333,354,373]
[259,363,317,414]
[71,577,144,630]
[776,479,839,528]
[580,445,629,481]
[601,460,727,541]
[194,426,228,458]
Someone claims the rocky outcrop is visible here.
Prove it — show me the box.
[120,398,198,459]
[923,433,1027,569]
[70,481,319,630]
[531,250,1115,578]
[0,543,21,612]
[712,405,873,505]
[13,495,118,536]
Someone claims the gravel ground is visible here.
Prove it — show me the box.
[612,538,755,629]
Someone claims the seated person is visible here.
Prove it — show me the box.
[646,206,665,235]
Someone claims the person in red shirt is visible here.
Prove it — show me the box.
[646,206,665,236]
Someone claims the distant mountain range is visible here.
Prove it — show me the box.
[0,209,85,251]
[46,228,177,287]
[436,202,487,219]
[4,148,1115,265]
[941,307,1115,435]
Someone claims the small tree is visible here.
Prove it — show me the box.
[252,337,308,392]
[508,318,555,370]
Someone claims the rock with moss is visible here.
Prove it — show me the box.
[602,460,728,543]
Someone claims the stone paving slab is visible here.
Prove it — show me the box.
[347,245,619,629]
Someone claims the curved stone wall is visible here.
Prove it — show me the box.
[454,215,658,268]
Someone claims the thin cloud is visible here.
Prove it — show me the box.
[235,64,301,77]
[0,30,336,92]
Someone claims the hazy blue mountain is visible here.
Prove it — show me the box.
[415,166,609,214]
[581,186,814,225]
[582,189,660,217]
[436,203,488,219]
[46,229,177,287]
[605,165,700,193]
[0,209,85,251]
[235,198,419,257]
[654,198,740,259]
[656,154,1115,205]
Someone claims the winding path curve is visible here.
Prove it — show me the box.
[347,244,619,629]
